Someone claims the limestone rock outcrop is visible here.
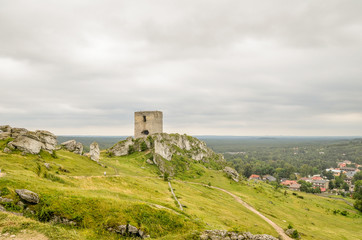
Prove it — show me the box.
[15,189,39,204]
[223,166,240,182]
[108,137,134,156]
[89,142,100,162]
[61,140,83,155]
[0,125,57,154]
[108,133,225,176]
[200,230,278,240]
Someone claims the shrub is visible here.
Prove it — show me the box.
[163,172,169,181]
[291,229,300,239]
[0,187,10,196]
[128,145,135,155]
[340,210,348,216]
[140,141,148,151]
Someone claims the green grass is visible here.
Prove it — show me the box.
[1,139,361,239]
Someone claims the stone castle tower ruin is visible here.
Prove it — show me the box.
[134,111,163,139]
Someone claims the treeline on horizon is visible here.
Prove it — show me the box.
[203,137,362,179]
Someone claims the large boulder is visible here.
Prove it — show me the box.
[0,125,12,140]
[15,189,39,204]
[11,128,28,138]
[61,140,83,155]
[0,125,11,133]
[9,136,44,154]
[223,166,240,182]
[89,142,100,162]
[36,130,57,152]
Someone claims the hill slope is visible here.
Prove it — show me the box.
[0,135,361,239]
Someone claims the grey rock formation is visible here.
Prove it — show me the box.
[61,140,83,155]
[0,197,13,203]
[44,163,51,169]
[146,159,154,165]
[15,189,39,204]
[3,147,11,153]
[0,125,11,133]
[200,230,278,240]
[108,133,225,176]
[89,142,100,162]
[285,228,299,238]
[223,167,240,182]
[154,139,174,161]
[0,129,11,140]
[1,126,57,154]
[107,137,134,156]
[109,224,148,238]
[9,136,44,154]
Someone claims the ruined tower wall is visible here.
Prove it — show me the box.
[134,111,163,139]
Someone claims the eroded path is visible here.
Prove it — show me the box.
[184,181,292,240]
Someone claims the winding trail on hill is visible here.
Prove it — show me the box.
[183,181,292,240]
[63,173,291,239]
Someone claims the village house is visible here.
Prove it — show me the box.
[262,175,276,182]
[289,183,301,191]
[312,179,329,190]
[249,174,261,181]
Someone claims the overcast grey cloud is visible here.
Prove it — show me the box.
[1,0,362,136]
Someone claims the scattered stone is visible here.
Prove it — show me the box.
[223,167,240,182]
[10,235,16,238]
[89,142,100,162]
[200,230,278,240]
[109,224,148,238]
[15,189,39,204]
[17,201,25,207]
[0,197,13,203]
[61,140,83,155]
[146,159,154,165]
[3,147,11,153]
[285,228,299,238]
[50,215,77,226]
[44,163,51,169]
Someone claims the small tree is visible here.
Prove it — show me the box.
[163,172,169,181]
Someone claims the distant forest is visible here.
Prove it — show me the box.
[201,137,362,178]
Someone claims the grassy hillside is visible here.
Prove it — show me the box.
[0,138,361,239]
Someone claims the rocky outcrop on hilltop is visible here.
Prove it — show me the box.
[61,140,83,155]
[108,133,225,176]
[200,230,278,240]
[89,142,100,162]
[0,125,57,154]
[107,137,134,156]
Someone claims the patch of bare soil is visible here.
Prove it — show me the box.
[0,230,48,240]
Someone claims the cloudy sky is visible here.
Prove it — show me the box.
[1,0,362,136]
